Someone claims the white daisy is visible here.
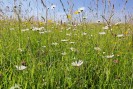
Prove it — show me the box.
[66,33,71,36]
[94,47,101,51]
[82,32,87,35]
[97,20,101,23]
[21,28,29,32]
[105,54,114,59]
[61,39,68,42]
[32,27,39,31]
[73,28,77,31]
[83,16,87,19]
[51,4,56,9]
[78,7,85,12]
[72,60,83,67]
[102,26,109,30]
[39,31,44,34]
[66,27,71,30]
[117,34,124,38]
[99,32,106,35]
[115,22,121,26]
[10,28,15,30]
[70,47,76,52]
[61,52,67,56]
[52,42,58,46]
[15,65,27,70]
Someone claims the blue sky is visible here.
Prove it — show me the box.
[0,0,133,22]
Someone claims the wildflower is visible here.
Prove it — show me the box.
[15,65,27,70]
[10,28,15,30]
[82,32,87,35]
[74,11,79,14]
[99,32,106,35]
[72,60,83,67]
[94,47,101,51]
[61,52,66,56]
[39,27,45,30]
[10,84,21,89]
[61,39,68,42]
[66,33,71,36]
[102,26,109,30]
[97,20,101,23]
[105,54,114,59]
[39,31,44,34]
[52,42,58,46]
[21,28,29,32]
[32,27,43,31]
[73,29,77,31]
[48,20,53,23]
[51,4,56,9]
[115,22,121,26]
[83,16,87,19]
[66,27,71,30]
[70,47,76,52]
[69,42,75,44]
[78,7,85,12]
[117,34,124,38]
[67,14,72,20]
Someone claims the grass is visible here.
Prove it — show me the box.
[0,21,132,89]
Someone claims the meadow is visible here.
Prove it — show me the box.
[0,0,133,89]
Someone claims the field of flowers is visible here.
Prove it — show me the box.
[0,0,133,89]
[0,20,132,89]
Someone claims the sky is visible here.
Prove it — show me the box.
[0,0,133,22]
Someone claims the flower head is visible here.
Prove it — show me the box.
[117,34,124,38]
[105,54,114,59]
[72,60,83,67]
[70,47,76,52]
[52,42,58,46]
[102,26,109,30]
[82,32,87,35]
[61,39,68,42]
[83,16,87,19]
[61,52,67,56]
[97,20,101,23]
[10,28,15,30]
[99,32,106,35]
[51,4,56,9]
[74,11,79,14]
[115,22,121,26]
[78,7,85,12]
[15,65,27,70]
[94,47,101,51]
